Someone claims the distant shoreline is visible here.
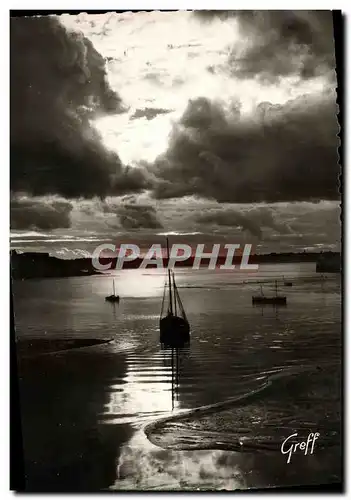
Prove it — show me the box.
[10,250,340,280]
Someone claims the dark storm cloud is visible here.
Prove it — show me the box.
[193,11,236,21]
[11,198,73,230]
[100,201,163,230]
[10,16,149,199]
[117,205,163,230]
[196,207,292,239]
[195,11,335,81]
[131,107,173,121]
[232,11,335,81]
[149,94,339,204]
[197,209,262,238]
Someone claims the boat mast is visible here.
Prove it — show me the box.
[275,280,278,297]
[113,279,115,296]
[172,271,177,316]
[167,238,173,315]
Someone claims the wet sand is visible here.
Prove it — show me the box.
[16,338,113,357]
[17,341,132,492]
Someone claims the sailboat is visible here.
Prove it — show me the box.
[252,280,287,305]
[160,239,190,347]
[105,279,120,303]
[282,275,293,287]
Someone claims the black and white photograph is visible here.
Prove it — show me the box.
[10,10,341,492]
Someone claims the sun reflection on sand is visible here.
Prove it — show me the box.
[101,343,247,490]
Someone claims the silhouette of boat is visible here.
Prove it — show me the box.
[160,238,190,347]
[105,279,120,303]
[283,276,293,287]
[252,281,287,305]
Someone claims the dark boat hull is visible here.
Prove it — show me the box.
[105,295,120,303]
[160,315,190,347]
[252,296,287,305]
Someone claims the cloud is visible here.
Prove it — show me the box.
[10,16,149,199]
[193,11,237,22]
[233,11,335,81]
[131,107,173,121]
[77,197,164,230]
[195,11,335,82]
[113,204,163,230]
[11,197,73,230]
[149,92,339,203]
[197,208,262,238]
[196,206,293,239]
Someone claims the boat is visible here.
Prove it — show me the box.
[252,281,287,305]
[105,279,120,303]
[160,239,190,347]
[282,275,293,287]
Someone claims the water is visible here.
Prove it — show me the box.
[13,263,342,491]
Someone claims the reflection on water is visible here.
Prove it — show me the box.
[113,429,246,490]
[13,264,341,491]
[103,347,190,425]
[109,270,166,298]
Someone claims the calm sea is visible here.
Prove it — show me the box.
[13,263,342,491]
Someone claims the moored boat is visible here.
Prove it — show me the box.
[252,281,287,305]
[160,239,190,347]
[105,279,120,303]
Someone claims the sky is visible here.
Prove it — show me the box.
[10,11,340,257]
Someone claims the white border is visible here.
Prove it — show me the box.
[1,2,9,498]
[4,1,350,10]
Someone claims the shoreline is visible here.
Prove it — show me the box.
[10,250,340,280]
[16,337,114,359]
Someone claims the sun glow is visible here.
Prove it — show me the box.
[106,270,166,298]
[60,11,329,167]
[93,112,174,164]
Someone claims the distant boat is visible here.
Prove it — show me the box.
[105,280,120,303]
[252,281,287,305]
[160,238,190,347]
[283,276,293,287]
